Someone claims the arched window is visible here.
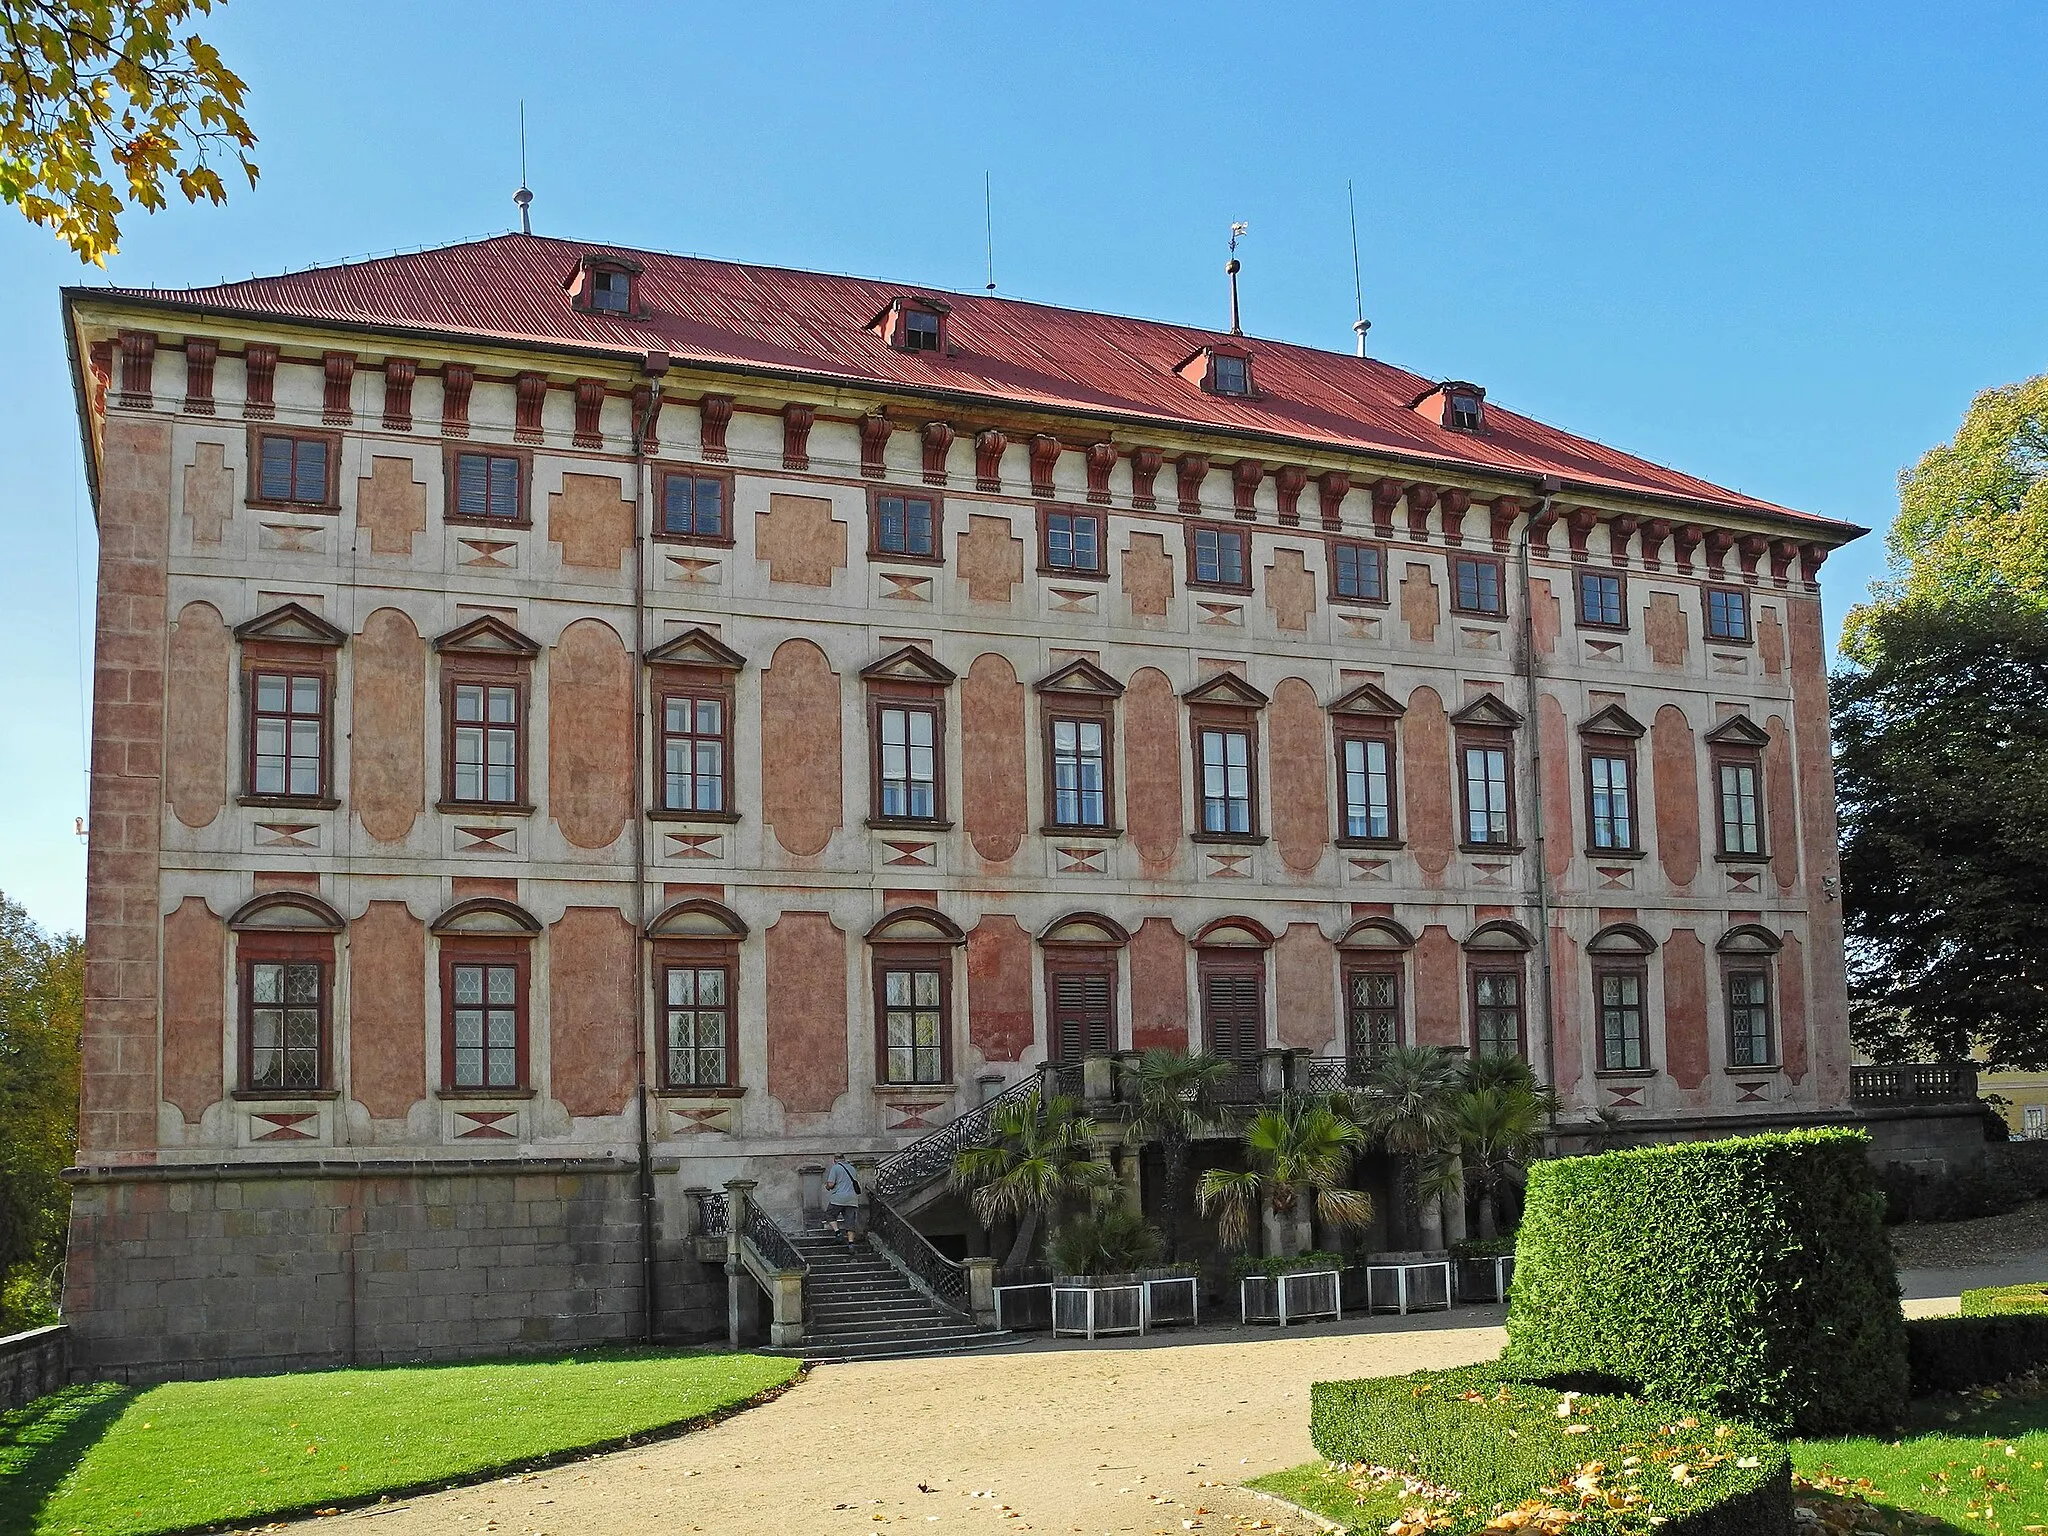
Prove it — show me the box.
[1717,924,1783,1069]
[1038,912,1129,1067]
[228,892,346,1095]
[429,898,541,1094]
[1337,917,1415,1060]
[1462,919,1534,1060]
[1588,923,1658,1073]
[867,907,967,1086]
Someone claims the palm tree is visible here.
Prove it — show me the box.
[950,1087,1117,1267]
[1447,1083,1549,1237]
[1195,1098,1372,1255]
[1349,1045,1465,1247]
[1116,1048,1235,1259]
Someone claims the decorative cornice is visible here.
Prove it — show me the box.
[921,420,955,485]
[1176,452,1209,514]
[1085,442,1117,505]
[782,401,814,469]
[698,393,733,462]
[1405,482,1438,541]
[1438,487,1472,546]
[242,341,277,420]
[1370,476,1401,539]
[1029,433,1061,497]
[859,411,892,478]
[1607,514,1641,567]
[1231,459,1263,521]
[572,378,605,449]
[182,336,216,415]
[1130,446,1162,510]
[322,351,355,425]
[381,357,415,432]
[440,360,472,437]
[974,427,1005,492]
[1488,496,1520,551]
[116,328,155,410]
[1273,465,1307,526]
[513,371,547,444]
[631,381,662,452]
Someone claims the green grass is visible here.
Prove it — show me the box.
[0,1348,797,1536]
[1962,1285,2048,1317]
[1793,1377,2048,1536]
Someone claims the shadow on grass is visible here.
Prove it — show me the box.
[0,1383,136,1536]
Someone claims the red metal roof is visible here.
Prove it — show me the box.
[90,233,1853,534]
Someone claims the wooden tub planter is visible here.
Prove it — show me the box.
[1347,1251,1453,1315]
[1454,1252,1515,1303]
[1048,1271,1202,1340]
[1240,1266,1342,1326]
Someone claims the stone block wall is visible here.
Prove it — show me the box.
[63,1159,724,1382]
[0,1325,70,1409]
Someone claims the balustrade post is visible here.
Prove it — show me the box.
[852,1157,880,1239]
[1082,1054,1117,1105]
[798,1164,825,1232]
[964,1257,997,1327]
[1260,1048,1292,1099]
[724,1178,755,1350]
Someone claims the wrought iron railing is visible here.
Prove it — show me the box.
[741,1200,806,1274]
[873,1068,1046,1201]
[1301,1057,1373,1096]
[1049,1063,1086,1102]
[867,1196,968,1310]
[1214,1060,1267,1105]
[695,1190,729,1237]
[1850,1063,1978,1106]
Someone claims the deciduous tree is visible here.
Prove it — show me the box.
[0,0,257,263]
[0,892,82,1328]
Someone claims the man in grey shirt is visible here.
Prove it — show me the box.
[824,1154,861,1243]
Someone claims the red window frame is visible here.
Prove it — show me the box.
[1594,964,1650,1071]
[1045,953,1117,1066]
[660,956,737,1089]
[874,949,952,1085]
[657,682,735,818]
[1469,961,1527,1060]
[1336,725,1399,845]
[237,931,334,1094]
[1343,965,1403,1060]
[244,666,330,803]
[440,942,531,1093]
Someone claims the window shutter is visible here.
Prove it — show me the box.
[294,439,327,504]
[489,455,519,517]
[457,454,487,518]
[1202,971,1263,1064]
[1052,970,1113,1065]
[260,435,294,500]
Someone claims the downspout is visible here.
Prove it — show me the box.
[631,354,669,1342]
[1517,477,1562,1096]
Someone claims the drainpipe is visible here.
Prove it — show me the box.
[631,354,669,1341]
[1517,477,1562,1098]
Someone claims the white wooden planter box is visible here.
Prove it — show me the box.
[1239,1269,1341,1326]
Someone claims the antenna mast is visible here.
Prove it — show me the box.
[984,172,996,291]
[1348,180,1369,357]
[514,102,533,235]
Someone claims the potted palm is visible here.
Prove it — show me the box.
[950,1085,1117,1269]
[1348,1044,1464,1249]
[1194,1097,1372,1257]
[1115,1047,1234,1260]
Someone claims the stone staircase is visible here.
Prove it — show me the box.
[769,1232,1011,1363]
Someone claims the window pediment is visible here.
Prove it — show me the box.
[1180,672,1269,710]
[227,891,345,933]
[860,645,957,687]
[233,602,347,649]
[1705,713,1771,748]
[647,897,748,940]
[1716,923,1783,955]
[433,615,540,657]
[1034,658,1124,699]
[1338,916,1416,950]
[1463,918,1534,953]
[1579,704,1647,740]
[645,626,745,672]
[1193,915,1275,949]
[429,897,541,936]
[1038,911,1130,948]
[1329,680,1406,719]
[1451,693,1524,730]
[866,906,967,946]
[1588,922,1658,956]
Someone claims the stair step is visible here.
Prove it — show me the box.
[767,1331,1014,1364]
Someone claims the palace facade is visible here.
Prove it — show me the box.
[62,234,1863,1375]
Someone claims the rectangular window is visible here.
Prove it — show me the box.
[1461,743,1512,846]
[257,432,330,506]
[1345,969,1401,1059]
[1200,965,1264,1066]
[664,965,731,1087]
[1340,735,1394,841]
[1042,509,1102,573]
[661,693,727,813]
[881,967,946,1084]
[1578,571,1624,628]
[661,471,728,540]
[247,960,323,1090]
[1718,760,1763,855]
[454,452,523,521]
[1587,753,1636,851]
[1727,970,1774,1067]
[451,682,521,805]
[1212,354,1250,396]
[1706,586,1751,642]
[878,705,939,820]
[904,309,942,352]
[874,492,937,558]
[1452,556,1505,616]
[1192,525,1247,588]
[1049,716,1108,828]
[592,268,632,313]
[1597,970,1647,1071]
[250,671,324,798]
[1331,541,1385,603]
[1200,727,1253,835]
[1473,970,1524,1059]
[449,960,522,1089]
[1048,966,1114,1066]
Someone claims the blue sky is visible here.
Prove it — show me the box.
[3,0,2045,935]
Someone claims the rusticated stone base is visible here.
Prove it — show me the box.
[62,1157,725,1383]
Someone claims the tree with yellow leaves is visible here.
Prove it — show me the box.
[0,0,256,264]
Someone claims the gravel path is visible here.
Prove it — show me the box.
[304,1312,1507,1536]
[1890,1199,2048,1270]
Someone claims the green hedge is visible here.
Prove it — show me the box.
[1502,1128,1908,1435]
[1906,1313,2048,1393]
[1296,1366,1789,1536]
[1961,1282,2048,1316]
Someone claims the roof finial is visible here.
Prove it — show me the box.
[984,171,996,292]
[514,101,534,235]
[1347,180,1370,357]
[1226,220,1247,335]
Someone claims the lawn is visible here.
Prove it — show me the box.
[0,1348,797,1536]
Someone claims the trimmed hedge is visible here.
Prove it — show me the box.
[1299,1366,1790,1536]
[1961,1282,2048,1316]
[1906,1313,2048,1393]
[1502,1128,1908,1435]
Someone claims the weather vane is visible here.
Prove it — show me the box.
[1229,221,1248,253]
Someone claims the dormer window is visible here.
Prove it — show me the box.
[1179,346,1255,397]
[567,254,644,317]
[1413,380,1488,434]
[872,296,952,355]
[592,268,632,314]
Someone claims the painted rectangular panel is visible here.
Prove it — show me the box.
[549,907,638,1118]
[348,900,426,1120]
[1128,917,1190,1051]
[765,912,849,1114]
[966,916,1033,1063]
[161,897,225,1124]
